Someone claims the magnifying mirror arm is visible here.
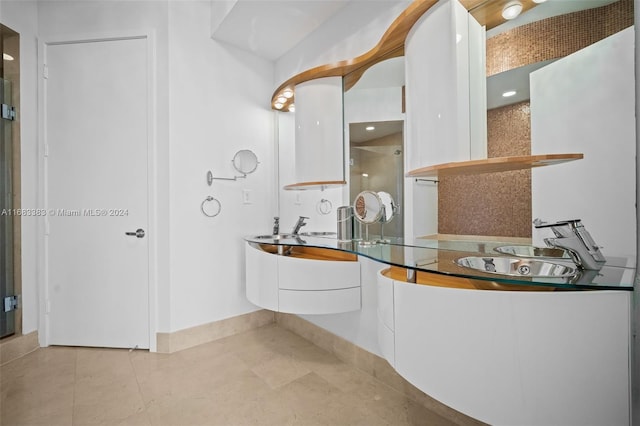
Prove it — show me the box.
[207,171,247,186]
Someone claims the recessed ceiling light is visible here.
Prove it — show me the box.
[282,89,293,99]
[288,104,295,112]
[502,90,517,97]
[532,0,547,3]
[3,53,14,61]
[502,1,523,20]
[274,102,284,109]
[365,126,375,131]
[277,96,287,104]
[362,173,369,177]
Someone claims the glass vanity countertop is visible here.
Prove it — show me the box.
[244,233,635,291]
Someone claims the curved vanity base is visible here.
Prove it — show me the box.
[245,243,361,315]
[377,268,630,426]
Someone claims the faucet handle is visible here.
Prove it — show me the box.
[534,218,582,229]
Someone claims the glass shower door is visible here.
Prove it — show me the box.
[0,78,15,338]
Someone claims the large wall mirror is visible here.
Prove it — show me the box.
[344,56,405,239]
[438,0,634,244]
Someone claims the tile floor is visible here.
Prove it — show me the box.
[0,324,457,426]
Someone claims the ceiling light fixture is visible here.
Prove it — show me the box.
[288,104,295,112]
[502,1,523,20]
[282,89,293,98]
[3,53,14,61]
[502,90,517,97]
[274,102,284,109]
[362,173,369,177]
[365,126,375,131]
[532,0,547,3]
[277,96,287,104]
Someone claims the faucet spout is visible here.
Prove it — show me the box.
[292,216,309,235]
[536,219,606,270]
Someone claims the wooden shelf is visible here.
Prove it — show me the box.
[283,180,347,191]
[406,154,583,178]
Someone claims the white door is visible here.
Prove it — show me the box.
[44,37,150,349]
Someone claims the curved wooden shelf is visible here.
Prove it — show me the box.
[271,0,438,111]
[283,180,347,191]
[406,153,584,178]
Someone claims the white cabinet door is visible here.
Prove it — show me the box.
[245,244,278,311]
[294,76,344,183]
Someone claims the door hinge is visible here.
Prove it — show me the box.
[3,295,19,313]
[1,103,16,121]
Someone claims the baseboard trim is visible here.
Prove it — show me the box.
[0,331,39,366]
[156,309,275,353]
[275,313,484,426]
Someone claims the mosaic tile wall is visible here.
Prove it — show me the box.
[437,0,632,238]
[438,102,532,237]
[487,0,633,76]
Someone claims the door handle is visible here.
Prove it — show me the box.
[125,228,145,238]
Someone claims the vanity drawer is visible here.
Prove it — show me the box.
[278,255,360,291]
[278,287,361,314]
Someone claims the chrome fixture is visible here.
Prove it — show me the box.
[272,217,280,235]
[535,219,606,270]
[292,216,309,235]
[201,196,221,217]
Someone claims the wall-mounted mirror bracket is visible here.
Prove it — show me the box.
[206,149,259,186]
[207,171,247,185]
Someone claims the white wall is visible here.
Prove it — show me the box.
[1,0,39,334]
[274,1,409,87]
[531,27,636,259]
[167,0,275,332]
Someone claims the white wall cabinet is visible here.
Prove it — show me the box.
[404,0,485,172]
[245,243,361,314]
[294,76,344,184]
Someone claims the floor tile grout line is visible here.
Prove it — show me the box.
[128,349,153,424]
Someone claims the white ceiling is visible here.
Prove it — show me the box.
[211,0,351,61]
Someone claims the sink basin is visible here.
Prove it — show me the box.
[299,231,337,237]
[494,245,569,259]
[455,256,576,278]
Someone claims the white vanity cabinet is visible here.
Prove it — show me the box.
[380,272,631,426]
[245,243,361,314]
[376,270,395,367]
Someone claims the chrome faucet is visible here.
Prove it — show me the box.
[534,219,606,270]
[292,216,308,235]
[272,217,280,235]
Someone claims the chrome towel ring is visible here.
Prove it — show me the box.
[201,196,221,218]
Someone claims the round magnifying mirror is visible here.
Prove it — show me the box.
[232,149,259,175]
[353,190,383,224]
[377,192,397,223]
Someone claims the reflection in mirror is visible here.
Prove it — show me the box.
[344,56,405,240]
[353,190,382,244]
[349,121,404,238]
[232,149,259,175]
[353,190,383,224]
[439,0,633,238]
